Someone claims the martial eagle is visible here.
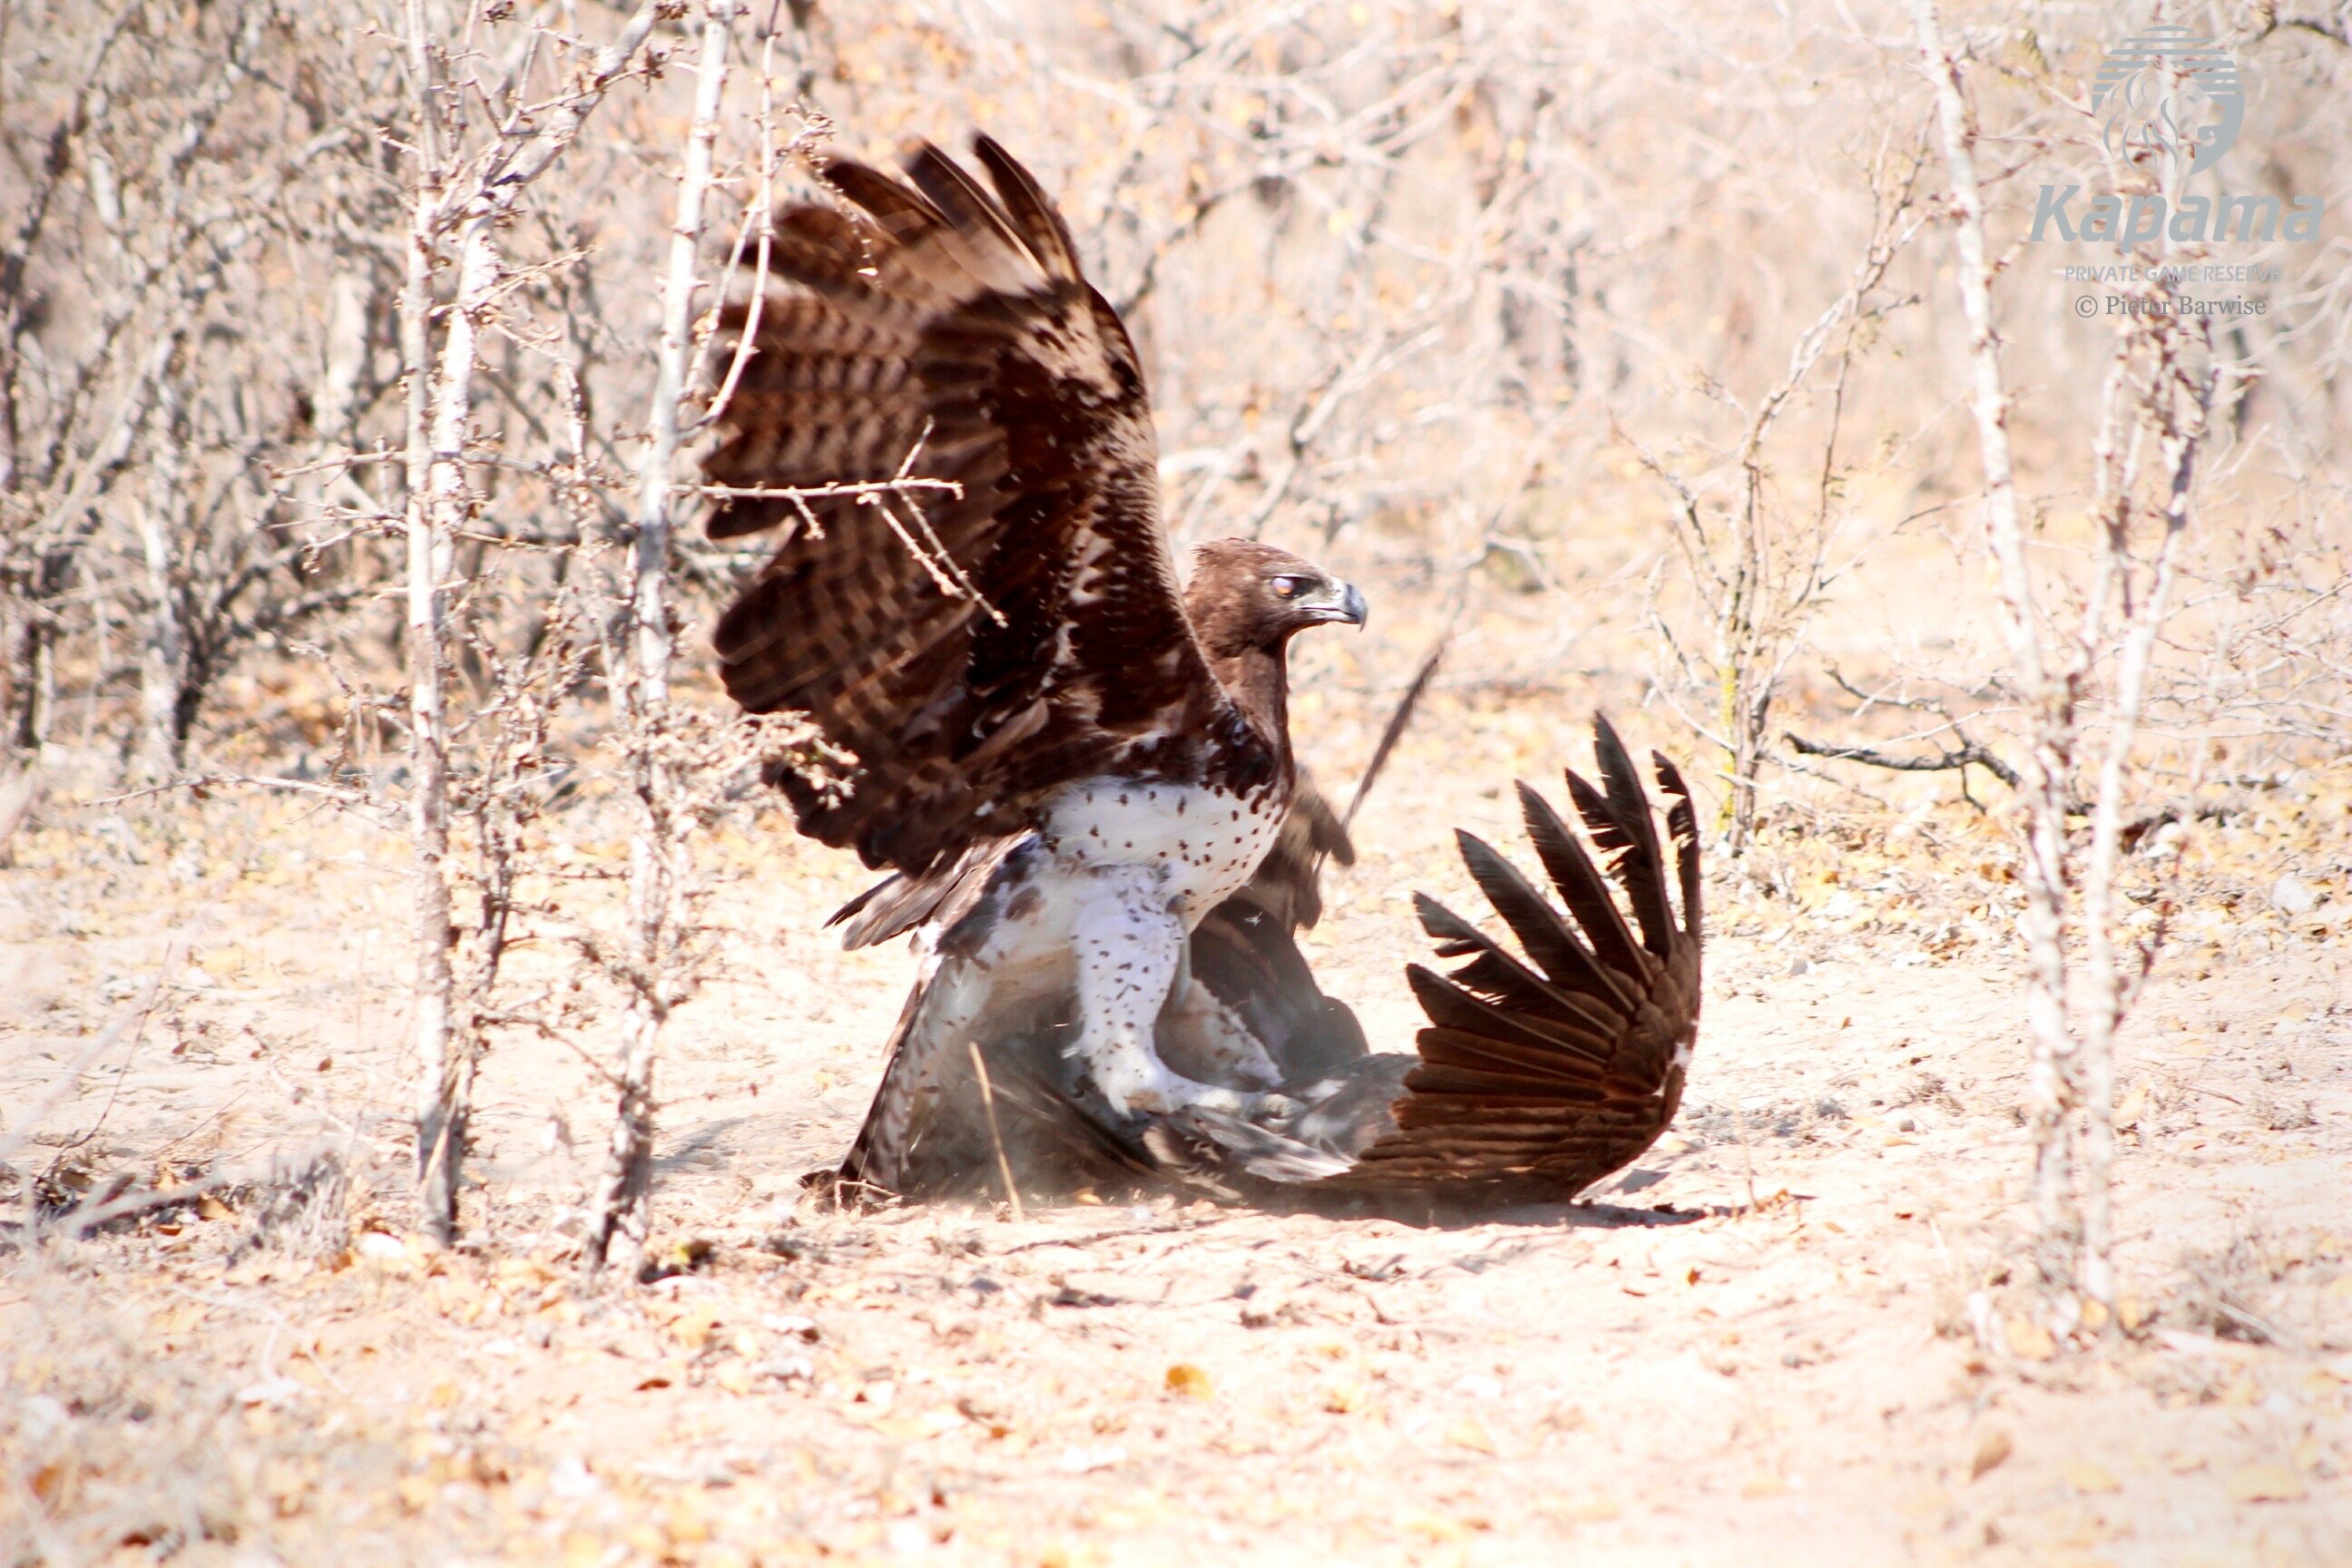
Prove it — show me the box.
[705,138,1703,1210]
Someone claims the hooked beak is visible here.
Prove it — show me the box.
[1305,580,1367,630]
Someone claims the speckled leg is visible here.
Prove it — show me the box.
[1070,866,1275,1119]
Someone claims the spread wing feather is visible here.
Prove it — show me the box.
[1514,779,1647,980]
[1570,714,1676,956]
[1068,721,1701,1205]
[705,136,1256,878]
[1272,720,1703,1200]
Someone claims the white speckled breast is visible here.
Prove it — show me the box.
[1038,777,1286,925]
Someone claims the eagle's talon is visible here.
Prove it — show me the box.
[1101,1074,1300,1124]
[1174,1087,1299,1122]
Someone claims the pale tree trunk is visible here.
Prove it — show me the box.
[405,9,549,1246]
[410,211,504,1242]
[135,350,190,778]
[400,0,462,1246]
[1913,0,2215,1322]
[586,0,737,1281]
[401,0,665,1246]
[133,505,188,775]
[1912,0,2082,1292]
[2072,374,2210,1308]
[0,9,135,755]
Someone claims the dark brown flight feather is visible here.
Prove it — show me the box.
[1173,716,1705,1206]
[704,135,1271,879]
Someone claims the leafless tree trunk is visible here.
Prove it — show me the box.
[398,0,463,1245]
[1914,0,2218,1326]
[2069,328,2213,1311]
[401,0,663,1246]
[133,351,190,778]
[1912,5,2073,1292]
[585,0,739,1280]
[0,5,136,756]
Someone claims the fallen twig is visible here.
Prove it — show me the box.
[80,772,385,815]
[969,1044,1026,1223]
[56,1177,232,1240]
[1784,730,2022,789]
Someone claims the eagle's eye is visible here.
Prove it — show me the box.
[1269,575,1306,600]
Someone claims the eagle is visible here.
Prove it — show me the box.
[704,137,1704,1210]
[705,135,1366,1132]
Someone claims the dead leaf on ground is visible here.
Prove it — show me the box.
[2063,1461,2120,1494]
[1164,1363,1211,1398]
[2227,1465,2308,1504]
[669,1303,722,1350]
[2004,1317,2057,1361]
[1970,1430,2014,1480]
[1444,1417,1496,1455]
[28,1462,70,1507]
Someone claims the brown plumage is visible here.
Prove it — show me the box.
[1158,716,1705,1206]
[710,135,1370,1154]
[706,139,1361,885]
[703,136,1707,1211]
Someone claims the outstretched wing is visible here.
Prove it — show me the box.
[1146,716,1704,1206]
[705,136,1258,879]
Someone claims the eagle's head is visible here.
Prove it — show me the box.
[1185,539,1367,657]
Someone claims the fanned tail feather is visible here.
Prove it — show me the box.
[1275,719,1704,1202]
[1567,714,1675,958]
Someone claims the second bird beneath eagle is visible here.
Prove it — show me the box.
[698,133,1704,1210]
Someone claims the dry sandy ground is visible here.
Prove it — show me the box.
[3,687,2348,1566]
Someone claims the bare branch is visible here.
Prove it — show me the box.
[1784,731,2023,790]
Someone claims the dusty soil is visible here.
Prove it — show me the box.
[4,681,2348,1566]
